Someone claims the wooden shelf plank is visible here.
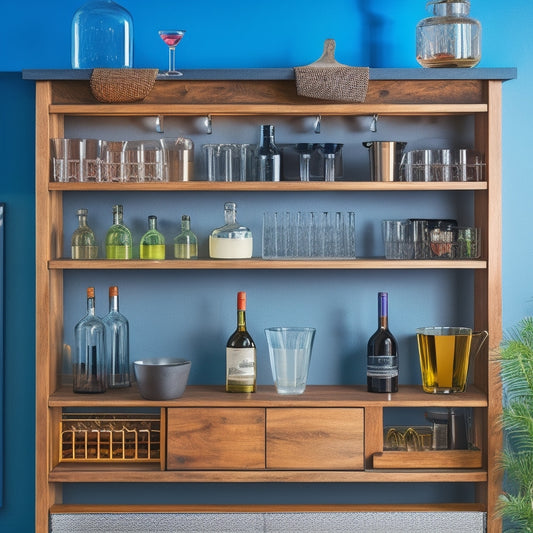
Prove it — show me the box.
[373,450,482,469]
[48,181,488,192]
[48,103,488,116]
[49,258,487,270]
[48,464,488,483]
[49,384,488,408]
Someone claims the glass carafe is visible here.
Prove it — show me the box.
[72,0,133,68]
[416,1,481,68]
[140,215,166,260]
[174,215,198,259]
[71,208,98,259]
[209,202,253,259]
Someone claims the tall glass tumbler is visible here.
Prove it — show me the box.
[265,327,315,394]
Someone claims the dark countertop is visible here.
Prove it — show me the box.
[22,67,517,81]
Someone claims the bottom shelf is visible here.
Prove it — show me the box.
[49,503,488,533]
[48,464,488,483]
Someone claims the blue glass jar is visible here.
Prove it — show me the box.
[72,0,133,69]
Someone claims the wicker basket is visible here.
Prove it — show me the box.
[90,68,158,103]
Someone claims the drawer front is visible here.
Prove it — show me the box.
[266,408,364,470]
[166,407,265,470]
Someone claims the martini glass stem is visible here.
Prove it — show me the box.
[168,46,176,73]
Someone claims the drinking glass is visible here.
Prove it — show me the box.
[265,327,316,395]
[382,219,412,259]
[158,30,186,76]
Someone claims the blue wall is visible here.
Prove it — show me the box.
[0,1,531,531]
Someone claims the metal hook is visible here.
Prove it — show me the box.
[370,114,378,133]
[155,115,164,134]
[205,114,213,135]
[314,115,321,134]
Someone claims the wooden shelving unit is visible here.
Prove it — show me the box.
[28,68,515,532]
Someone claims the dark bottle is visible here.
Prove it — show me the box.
[226,291,256,392]
[73,287,106,393]
[257,124,280,182]
[367,292,399,393]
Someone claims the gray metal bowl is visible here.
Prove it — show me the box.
[133,358,191,400]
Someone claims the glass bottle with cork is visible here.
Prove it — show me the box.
[73,287,106,393]
[102,285,130,389]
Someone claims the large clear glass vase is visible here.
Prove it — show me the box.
[72,0,133,68]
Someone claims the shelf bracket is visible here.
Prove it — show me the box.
[314,115,321,134]
[155,115,164,133]
[370,114,378,133]
[205,114,213,135]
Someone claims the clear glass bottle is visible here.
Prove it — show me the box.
[367,292,399,393]
[140,215,166,259]
[416,0,481,68]
[105,204,133,259]
[226,291,256,392]
[102,285,130,389]
[174,215,198,259]
[71,208,98,259]
[73,287,106,393]
[209,202,253,259]
[72,0,133,69]
[257,124,281,181]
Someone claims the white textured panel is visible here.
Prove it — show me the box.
[50,511,486,533]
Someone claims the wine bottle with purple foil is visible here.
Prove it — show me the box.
[367,292,399,393]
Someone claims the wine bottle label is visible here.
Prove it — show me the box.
[226,347,256,383]
[367,355,399,378]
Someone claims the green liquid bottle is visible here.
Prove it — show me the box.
[105,204,132,259]
[71,208,98,259]
[174,214,198,259]
[140,215,166,259]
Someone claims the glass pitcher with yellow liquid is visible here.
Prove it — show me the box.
[416,326,488,393]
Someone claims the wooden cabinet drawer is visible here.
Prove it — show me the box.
[166,407,265,470]
[266,408,364,470]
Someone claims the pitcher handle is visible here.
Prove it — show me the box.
[466,330,488,387]
[471,330,489,361]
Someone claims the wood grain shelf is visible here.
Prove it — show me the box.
[48,465,488,484]
[49,385,488,408]
[48,180,488,192]
[49,258,487,270]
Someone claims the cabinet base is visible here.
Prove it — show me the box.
[50,507,486,532]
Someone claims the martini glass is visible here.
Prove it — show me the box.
[158,30,186,76]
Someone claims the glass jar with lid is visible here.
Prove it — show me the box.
[72,0,133,69]
[416,1,481,68]
[209,202,253,259]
